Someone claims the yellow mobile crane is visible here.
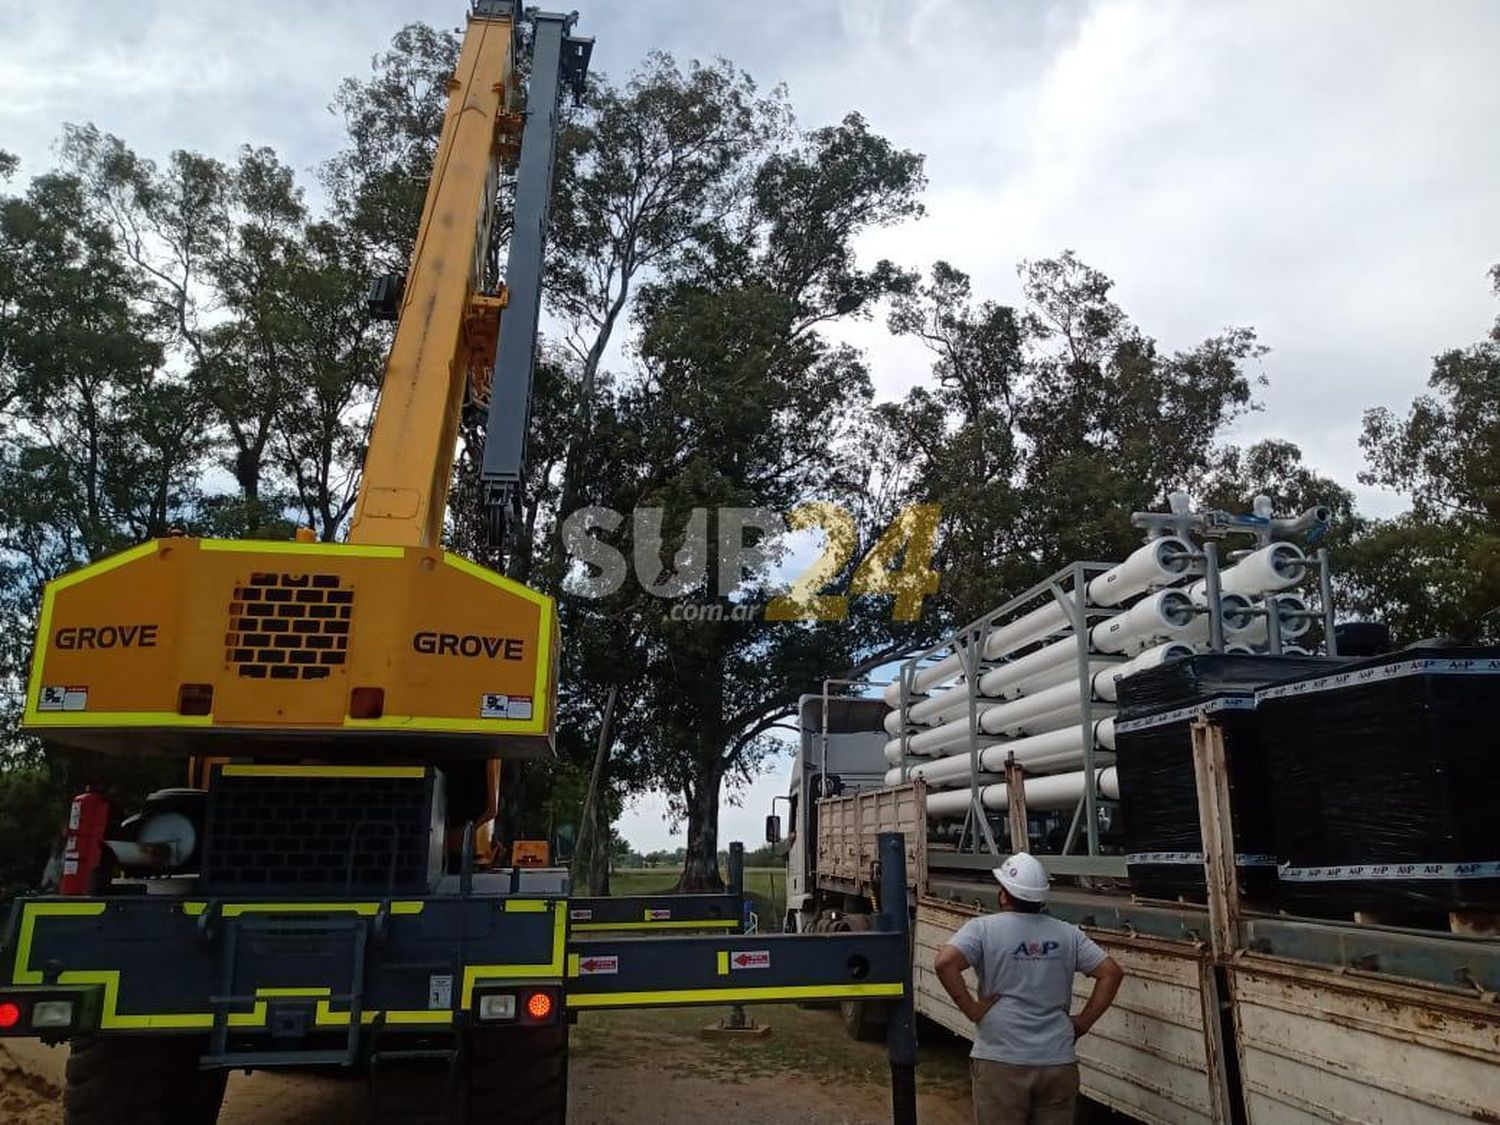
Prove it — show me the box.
[3,3,590,1120]
[0,5,918,1122]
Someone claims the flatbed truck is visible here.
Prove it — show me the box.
[774,695,1500,1123]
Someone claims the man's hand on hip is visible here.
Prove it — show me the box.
[1071,1014,1091,1039]
[962,994,1000,1023]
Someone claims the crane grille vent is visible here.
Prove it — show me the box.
[225,572,352,681]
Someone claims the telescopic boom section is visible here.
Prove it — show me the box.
[350,4,589,549]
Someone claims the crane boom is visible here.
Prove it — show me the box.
[351,3,590,549]
[20,3,588,759]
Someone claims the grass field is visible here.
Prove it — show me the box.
[609,866,788,930]
[572,1001,973,1103]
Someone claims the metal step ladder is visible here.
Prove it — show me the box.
[202,909,370,1068]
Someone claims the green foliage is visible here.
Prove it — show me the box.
[1345,268,1500,642]
[59,126,383,540]
[883,254,1267,626]
[1339,516,1499,643]
[323,23,461,274]
[0,168,205,758]
[0,767,67,903]
[567,110,925,889]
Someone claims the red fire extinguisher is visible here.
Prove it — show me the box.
[59,789,111,896]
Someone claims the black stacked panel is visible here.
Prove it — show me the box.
[1256,648,1500,916]
[1115,697,1277,900]
[1115,654,1345,901]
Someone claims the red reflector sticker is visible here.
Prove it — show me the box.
[0,1002,21,1029]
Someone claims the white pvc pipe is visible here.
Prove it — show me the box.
[980,599,1073,662]
[1089,589,1196,654]
[983,681,1085,733]
[924,767,1120,819]
[1093,642,1194,702]
[884,538,1228,709]
[1008,656,1116,699]
[882,681,1119,761]
[1236,594,1312,643]
[882,661,942,707]
[1181,592,1257,643]
[887,768,1006,790]
[896,720,1116,786]
[1086,537,1196,607]
[1189,541,1305,601]
[978,637,1088,698]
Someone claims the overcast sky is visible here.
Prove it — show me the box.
[3,1,1497,851]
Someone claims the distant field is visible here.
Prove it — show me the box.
[610,866,788,930]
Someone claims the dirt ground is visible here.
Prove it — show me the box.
[0,1005,975,1124]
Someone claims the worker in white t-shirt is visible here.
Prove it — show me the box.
[935,853,1125,1124]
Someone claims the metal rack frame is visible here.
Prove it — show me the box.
[891,524,1339,866]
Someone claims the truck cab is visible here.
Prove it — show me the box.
[775,693,888,933]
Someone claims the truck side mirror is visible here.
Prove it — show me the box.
[765,814,781,845]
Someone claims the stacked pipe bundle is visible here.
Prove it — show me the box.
[885,536,1337,825]
[881,538,1214,821]
[1256,647,1500,916]
[1112,652,1343,900]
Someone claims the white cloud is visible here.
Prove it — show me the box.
[830,1,1500,516]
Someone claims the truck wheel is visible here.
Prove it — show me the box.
[840,998,889,1042]
[834,912,884,1038]
[366,1057,457,1124]
[65,1035,226,1125]
[464,1024,568,1124]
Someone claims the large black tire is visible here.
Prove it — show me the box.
[366,1057,458,1124]
[65,1036,226,1125]
[464,1024,568,1124]
[834,912,885,1038]
[839,997,889,1042]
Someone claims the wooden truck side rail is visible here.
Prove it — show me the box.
[812,720,1500,1124]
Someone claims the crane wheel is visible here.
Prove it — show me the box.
[463,1024,568,1124]
[64,1035,226,1125]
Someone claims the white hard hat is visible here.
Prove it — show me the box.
[992,852,1050,903]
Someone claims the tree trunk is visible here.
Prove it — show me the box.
[572,685,618,896]
[676,763,725,892]
[586,787,610,896]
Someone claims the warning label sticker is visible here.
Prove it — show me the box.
[480,693,533,719]
[729,950,771,971]
[428,974,453,1009]
[577,956,618,976]
[38,686,88,712]
[644,908,672,922]
[569,908,594,921]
